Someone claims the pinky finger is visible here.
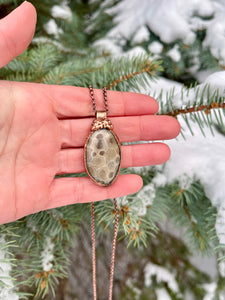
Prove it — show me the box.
[47,174,143,210]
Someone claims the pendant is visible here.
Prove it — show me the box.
[84,111,121,187]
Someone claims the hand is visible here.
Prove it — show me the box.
[0,2,180,224]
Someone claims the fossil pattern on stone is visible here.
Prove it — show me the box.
[84,128,121,186]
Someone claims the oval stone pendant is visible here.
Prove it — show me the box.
[84,113,121,187]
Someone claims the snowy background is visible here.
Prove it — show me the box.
[96,0,225,239]
[92,0,225,244]
[95,0,225,299]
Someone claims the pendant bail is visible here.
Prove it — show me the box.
[96,110,107,120]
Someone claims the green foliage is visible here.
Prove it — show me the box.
[2,205,84,298]
[0,41,162,92]
[118,229,213,300]
[158,82,225,138]
[165,181,217,253]
[124,19,222,86]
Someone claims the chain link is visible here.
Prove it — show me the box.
[103,87,109,114]
[108,198,118,300]
[91,202,97,300]
[89,85,109,115]
[89,86,118,300]
[91,199,118,300]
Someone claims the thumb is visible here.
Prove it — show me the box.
[0,1,37,68]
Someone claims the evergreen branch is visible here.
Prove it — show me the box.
[182,205,205,251]
[106,60,160,90]
[53,67,102,85]
[88,54,162,90]
[166,101,225,117]
[33,66,102,84]
[167,181,218,253]
[158,83,225,136]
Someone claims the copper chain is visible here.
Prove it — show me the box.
[91,202,97,300]
[89,86,119,300]
[108,198,119,300]
[91,199,118,300]
[89,85,109,115]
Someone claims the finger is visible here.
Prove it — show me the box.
[40,83,159,117]
[7,81,159,117]
[60,115,181,148]
[47,174,143,209]
[56,143,170,174]
[0,1,37,68]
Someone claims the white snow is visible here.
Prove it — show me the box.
[107,0,197,44]
[159,71,225,202]
[145,263,179,293]
[202,282,217,300]
[203,7,225,65]
[137,183,156,206]
[167,45,181,62]
[163,119,225,204]
[124,46,147,58]
[204,71,225,95]
[101,0,225,66]
[116,196,129,209]
[172,71,225,111]
[0,237,19,300]
[41,237,54,272]
[218,260,225,277]
[44,19,63,37]
[177,173,193,190]
[220,293,225,300]
[44,2,72,37]
[163,114,225,243]
[51,3,72,20]
[0,289,19,300]
[132,183,156,216]
[133,71,225,244]
[149,71,225,112]
[106,0,216,44]
[39,0,72,40]
[195,70,218,84]
[187,50,200,74]
[148,41,163,54]
[156,288,171,300]
[132,26,150,44]
[152,172,167,187]
[215,206,225,244]
[93,38,123,56]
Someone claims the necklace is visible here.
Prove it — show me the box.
[84,86,121,300]
[84,86,121,187]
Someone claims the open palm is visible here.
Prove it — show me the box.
[0,2,180,224]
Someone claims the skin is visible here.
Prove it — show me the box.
[0,2,180,224]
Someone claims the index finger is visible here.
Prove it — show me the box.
[43,84,159,118]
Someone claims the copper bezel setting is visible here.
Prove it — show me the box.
[84,122,121,187]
